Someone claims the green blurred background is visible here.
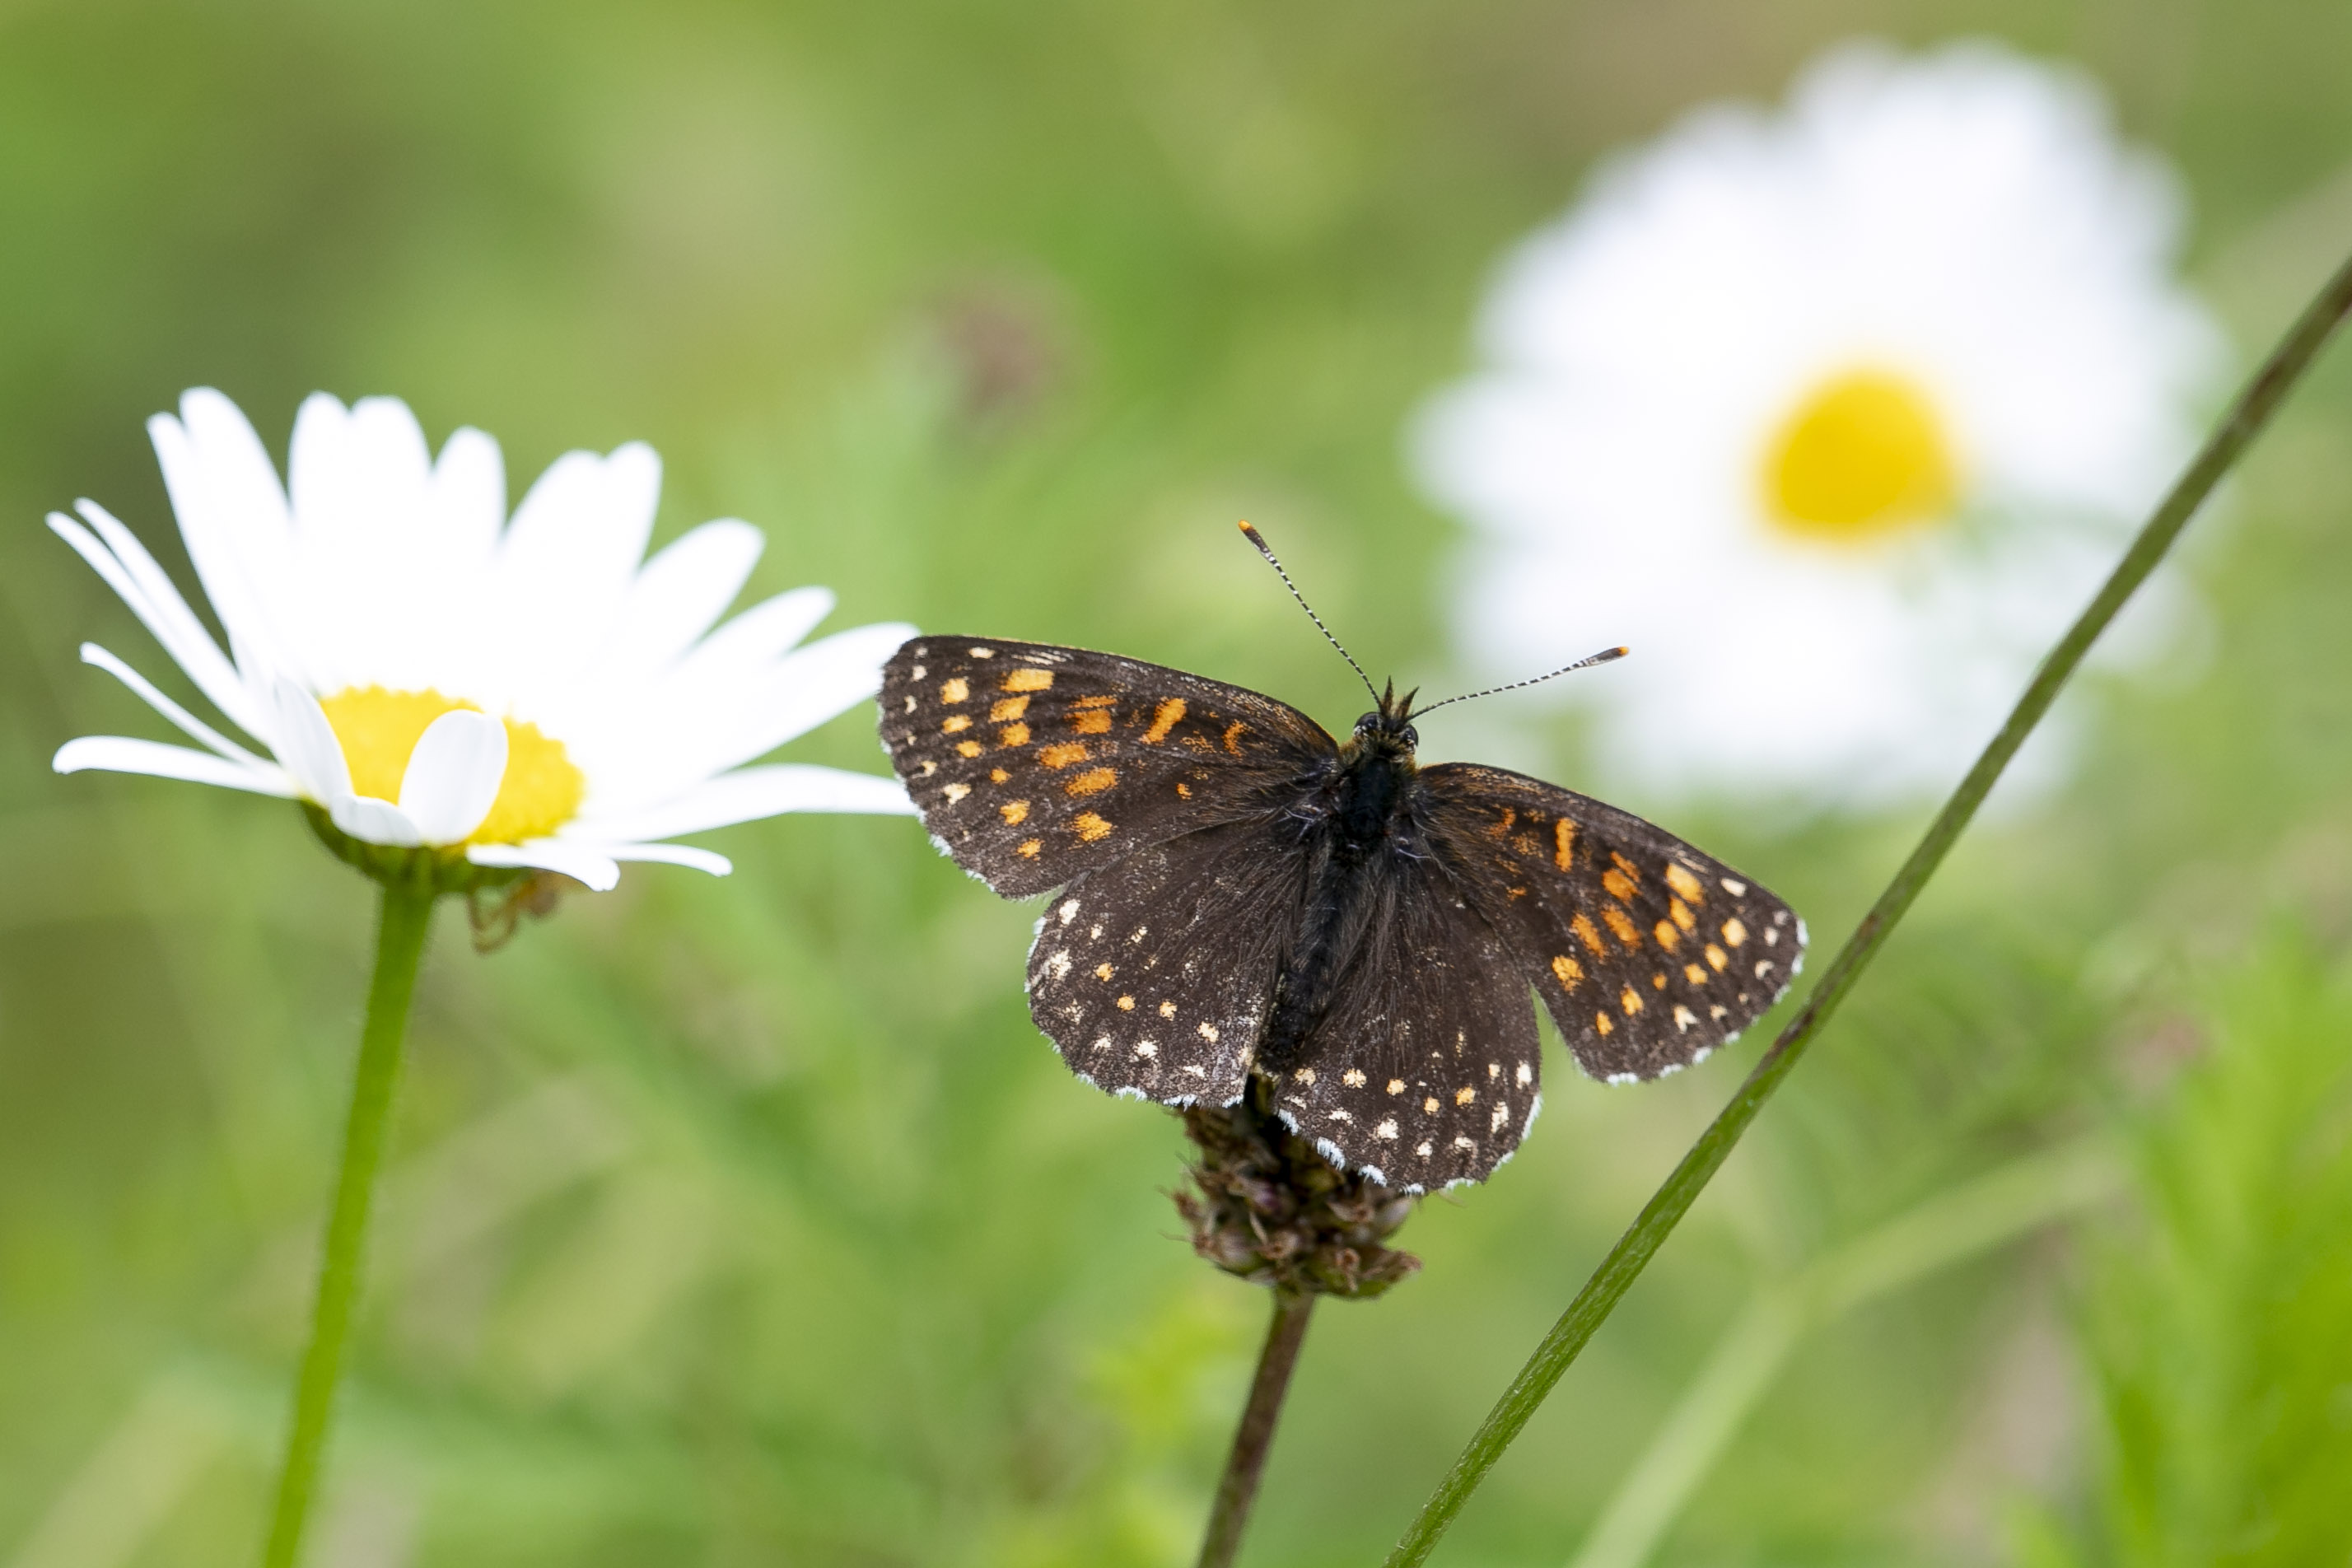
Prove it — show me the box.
[5,2,2352,1564]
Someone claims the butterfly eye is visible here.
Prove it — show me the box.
[1355,712,1382,735]
[1401,726,1418,749]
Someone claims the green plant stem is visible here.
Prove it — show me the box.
[261,882,435,1568]
[1384,248,2352,1568]
[1197,1290,1318,1568]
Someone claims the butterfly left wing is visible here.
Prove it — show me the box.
[1025,815,1310,1106]
[1418,764,1804,1083]
[879,636,1336,899]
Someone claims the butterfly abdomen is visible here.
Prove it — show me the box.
[1260,742,1424,1072]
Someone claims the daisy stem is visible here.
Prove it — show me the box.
[262,880,436,1568]
[1381,246,2352,1568]
[1197,1289,1317,1568]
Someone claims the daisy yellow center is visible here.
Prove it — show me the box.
[319,686,585,845]
[1762,367,1958,542]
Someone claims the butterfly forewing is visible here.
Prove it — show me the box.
[1419,764,1804,1082]
[1026,818,1309,1105]
[880,637,1335,898]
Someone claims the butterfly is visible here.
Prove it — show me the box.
[876,526,1804,1192]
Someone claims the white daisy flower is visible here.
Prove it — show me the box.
[53,388,917,890]
[1416,40,2224,805]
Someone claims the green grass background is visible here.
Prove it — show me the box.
[4,2,2352,1563]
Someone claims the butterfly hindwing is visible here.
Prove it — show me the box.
[1267,847,1543,1188]
[880,637,1335,898]
[1025,817,1309,1105]
[1418,763,1804,1082]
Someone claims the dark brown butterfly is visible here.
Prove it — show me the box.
[876,529,1803,1191]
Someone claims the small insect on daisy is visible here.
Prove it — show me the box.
[879,525,1803,1191]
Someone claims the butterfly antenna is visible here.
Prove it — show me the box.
[1238,521,1380,706]
[1409,646,1629,720]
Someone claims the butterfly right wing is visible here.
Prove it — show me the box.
[1419,764,1805,1083]
[879,637,1336,898]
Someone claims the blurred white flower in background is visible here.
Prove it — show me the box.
[1416,40,2224,807]
[54,389,916,889]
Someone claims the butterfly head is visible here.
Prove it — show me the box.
[1351,680,1420,758]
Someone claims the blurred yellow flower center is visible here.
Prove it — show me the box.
[1762,367,1958,542]
[320,686,584,845]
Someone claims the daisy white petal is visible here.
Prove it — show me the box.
[576,763,917,844]
[397,710,509,845]
[270,679,353,804]
[54,735,294,796]
[669,621,917,788]
[500,445,662,611]
[152,390,301,691]
[331,794,424,847]
[599,519,766,676]
[426,426,506,585]
[465,839,622,893]
[54,508,268,741]
[290,394,442,693]
[1416,40,2222,806]
[660,584,838,695]
[603,842,734,876]
[78,643,273,770]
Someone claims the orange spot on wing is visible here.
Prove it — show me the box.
[1017,838,1042,858]
[942,715,972,734]
[1603,869,1637,903]
[1038,742,1090,769]
[996,722,1030,747]
[1222,721,1248,754]
[990,768,1010,783]
[1611,851,1640,882]
[1669,898,1696,932]
[1684,963,1707,984]
[940,678,969,703]
[1072,709,1113,735]
[1571,913,1606,955]
[1071,811,1113,842]
[1603,908,1641,949]
[1552,955,1583,992]
[1487,807,1516,839]
[1595,1012,1614,1036]
[1664,863,1706,903]
[990,696,1029,721]
[1143,698,1187,743]
[1002,668,1054,693]
[1176,782,1192,798]
[1554,818,1576,870]
[1001,800,1030,824]
[1066,767,1117,796]
[955,740,983,758]
[1071,694,1118,708]
[1654,920,1680,952]
[1620,987,1643,1015]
